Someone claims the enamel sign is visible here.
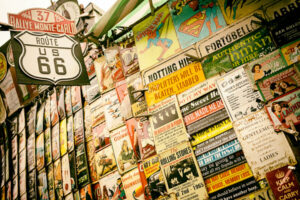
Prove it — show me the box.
[11,31,89,85]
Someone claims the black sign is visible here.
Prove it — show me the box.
[10,31,89,85]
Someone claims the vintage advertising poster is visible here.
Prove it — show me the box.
[28,170,37,199]
[116,80,133,120]
[37,169,49,200]
[59,119,68,156]
[47,164,55,200]
[200,150,246,179]
[75,143,90,187]
[45,128,52,166]
[65,86,73,117]
[99,170,125,200]
[265,89,300,132]
[36,103,45,134]
[126,72,148,117]
[92,182,102,200]
[103,46,125,83]
[71,86,82,113]
[26,103,37,135]
[27,133,36,171]
[143,155,173,200]
[237,187,275,200]
[209,177,259,200]
[83,46,98,80]
[159,142,208,200]
[51,123,60,161]
[79,184,93,200]
[122,167,145,200]
[54,159,64,199]
[266,165,300,200]
[244,50,287,87]
[183,99,224,126]
[110,125,138,174]
[148,95,189,154]
[73,109,84,146]
[57,87,66,120]
[120,46,139,77]
[202,27,276,78]
[94,145,117,178]
[197,139,242,167]
[169,0,226,49]
[217,0,265,24]
[94,56,114,94]
[50,90,59,127]
[193,128,236,156]
[197,13,261,57]
[138,163,152,200]
[216,67,263,121]
[281,39,300,65]
[142,46,197,85]
[177,75,219,107]
[205,163,253,194]
[19,171,26,196]
[62,154,72,196]
[133,4,181,71]
[233,110,297,180]
[67,116,74,152]
[146,62,205,106]
[82,77,101,104]
[69,151,78,191]
[264,0,299,21]
[0,70,20,116]
[92,122,110,152]
[135,118,156,160]
[36,132,45,171]
[103,89,124,131]
[19,129,26,153]
[257,64,300,101]
[125,118,141,160]
[44,96,51,128]
[86,140,99,182]
[18,108,25,133]
[190,118,232,147]
[90,97,107,127]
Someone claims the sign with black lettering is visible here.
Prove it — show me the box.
[11,30,89,85]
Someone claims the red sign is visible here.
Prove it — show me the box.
[8,8,76,35]
[266,165,300,200]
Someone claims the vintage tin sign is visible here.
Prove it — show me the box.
[264,0,299,21]
[146,62,205,106]
[11,31,89,85]
[257,64,300,101]
[149,95,189,154]
[197,13,261,57]
[266,166,300,200]
[133,4,181,71]
[8,8,76,35]
[168,0,226,49]
[205,163,253,193]
[280,39,300,65]
[237,187,275,200]
[159,142,209,200]
[0,52,7,82]
[233,110,297,180]
[142,46,197,85]
[216,66,263,122]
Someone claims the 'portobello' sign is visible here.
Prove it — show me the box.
[11,31,89,85]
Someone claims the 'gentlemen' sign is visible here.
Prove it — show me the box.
[11,31,89,85]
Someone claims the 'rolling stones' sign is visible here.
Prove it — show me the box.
[11,31,89,85]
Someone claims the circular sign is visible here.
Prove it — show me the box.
[6,43,15,67]
[0,52,8,82]
[56,1,81,25]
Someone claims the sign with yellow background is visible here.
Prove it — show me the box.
[145,62,205,106]
[133,4,181,71]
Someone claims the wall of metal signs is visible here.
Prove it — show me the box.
[0,0,300,200]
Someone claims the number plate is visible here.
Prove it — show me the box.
[11,31,89,85]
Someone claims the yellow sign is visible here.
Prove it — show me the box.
[133,4,181,71]
[145,62,205,106]
[191,118,232,147]
[205,163,253,193]
[280,39,300,65]
[0,52,7,82]
[143,155,160,179]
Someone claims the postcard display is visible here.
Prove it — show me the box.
[1,1,300,200]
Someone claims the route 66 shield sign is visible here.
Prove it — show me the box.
[10,31,89,85]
